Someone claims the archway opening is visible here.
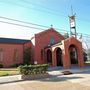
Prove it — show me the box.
[46,49,52,64]
[56,48,62,66]
[69,45,78,65]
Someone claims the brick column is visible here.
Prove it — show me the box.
[52,51,57,67]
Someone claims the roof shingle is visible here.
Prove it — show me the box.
[0,37,30,44]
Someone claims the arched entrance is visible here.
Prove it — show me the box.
[56,48,62,66]
[69,45,78,65]
[46,49,52,64]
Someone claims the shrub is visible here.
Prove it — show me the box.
[19,64,49,75]
[0,64,3,68]
[11,63,23,68]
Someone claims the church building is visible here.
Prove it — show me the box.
[0,28,84,68]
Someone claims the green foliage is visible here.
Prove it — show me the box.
[2,73,9,76]
[23,47,31,65]
[19,64,49,75]
[0,68,19,76]
[11,63,23,68]
[0,64,3,68]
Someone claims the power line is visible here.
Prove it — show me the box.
[0,19,71,35]
[24,0,90,23]
[0,18,90,39]
[22,0,59,13]
[0,1,90,39]
[0,18,90,38]
[0,16,69,32]
[22,0,66,17]
[0,0,66,17]
[0,15,90,37]
[1,0,90,25]
[0,16,49,28]
[0,20,45,30]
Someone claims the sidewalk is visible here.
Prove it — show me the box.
[0,66,90,84]
[48,66,90,75]
[0,75,22,84]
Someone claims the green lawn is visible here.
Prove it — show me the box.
[0,68,19,76]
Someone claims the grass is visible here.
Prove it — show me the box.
[0,68,19,76]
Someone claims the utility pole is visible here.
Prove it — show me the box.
[69,6,77,38]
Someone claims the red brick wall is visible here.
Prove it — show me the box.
[63,37,84,68]
[0,43,24,67]
[34,28,65,64]
[24,42,32,48]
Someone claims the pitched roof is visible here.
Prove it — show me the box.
[35,28,64,38]
[64,36,81,43]
[0,37,30,44]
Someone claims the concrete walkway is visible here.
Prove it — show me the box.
[0,70,90,90]
[0,66,90,84]
[48,66,90,75]
[0,75,22,84]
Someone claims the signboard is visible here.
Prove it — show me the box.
[34,61,37,64]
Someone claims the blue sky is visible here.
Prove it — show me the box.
[0,0,90,40]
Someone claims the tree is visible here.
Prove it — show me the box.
[23,47,31,65]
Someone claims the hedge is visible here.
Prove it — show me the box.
[19,64,49,75]
[0,64,3,68]
[10,63,24,68]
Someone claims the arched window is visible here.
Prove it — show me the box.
[69,45,78,64]
[50,37,55,45]
[41,49,44,60]
[47,49,52,64]
[0,49,4,61]
[13,49,19,61]
[56,48,62,66]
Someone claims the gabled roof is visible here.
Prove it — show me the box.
[64,36,81,43]
[0,37,30,44]
[35,28,65,38]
